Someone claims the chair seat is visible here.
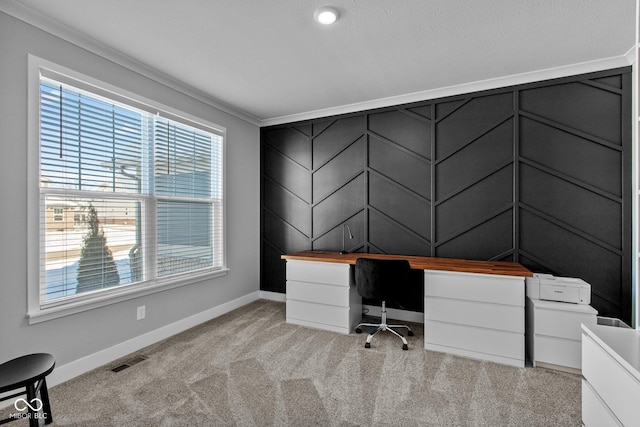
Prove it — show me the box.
[0,353,55,427]
[0,353,55,393]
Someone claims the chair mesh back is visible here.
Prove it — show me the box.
[355,258,411,300]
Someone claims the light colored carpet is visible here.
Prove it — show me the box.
[5,300,582,426]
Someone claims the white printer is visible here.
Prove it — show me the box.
[526,273,591,304]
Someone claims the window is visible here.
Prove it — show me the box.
[29,59,226,320]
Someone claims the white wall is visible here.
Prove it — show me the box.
[0,11,261,378]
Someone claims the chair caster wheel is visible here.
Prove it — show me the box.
[402,344,408,351]
[364,342,371,349]
[408,330,414,337]
[355,328,362,334]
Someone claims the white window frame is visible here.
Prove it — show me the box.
[27,55,228,324]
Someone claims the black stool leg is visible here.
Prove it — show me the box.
[40,378,53,425]
[26,383,38,427]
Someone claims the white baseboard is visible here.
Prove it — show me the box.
[364,304,424,324]
[259,290,286,302]
[46,291,261,389]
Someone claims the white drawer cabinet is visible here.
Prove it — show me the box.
[526,298,597,372]
[424,270,525,367]
[582,325,640,426]
[425,297,523,333]
[287,280,350,307]
[581,379,621,426]
[285,260,361,334]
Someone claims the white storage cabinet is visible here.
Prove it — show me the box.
[526,297,597,372]
[285,260,361,334]
[424,270,525,367]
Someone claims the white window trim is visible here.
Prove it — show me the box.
[27,55,228,324]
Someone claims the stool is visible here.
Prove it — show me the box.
[0,353,55,427]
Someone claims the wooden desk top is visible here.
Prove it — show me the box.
[281,250,533,277]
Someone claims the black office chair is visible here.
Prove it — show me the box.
[354,258,414,350]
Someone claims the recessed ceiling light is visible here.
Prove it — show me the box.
[314,6,339,25]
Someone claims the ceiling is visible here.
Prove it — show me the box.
[3,0,637,126]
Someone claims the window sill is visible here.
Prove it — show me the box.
[27,268,229,325]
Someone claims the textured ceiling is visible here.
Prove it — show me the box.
[3,0,636,125]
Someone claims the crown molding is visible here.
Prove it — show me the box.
[261,52,635,127]
[0,0,262,127]
[624,43,638,63]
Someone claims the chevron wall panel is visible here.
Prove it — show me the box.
[518,75,631,321]
[311,117,365,252]
[261,68,632,322]
[368,109,431,257]
[434,93,515,262]
[261,126,312,292]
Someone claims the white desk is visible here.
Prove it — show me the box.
[282,251,532,367]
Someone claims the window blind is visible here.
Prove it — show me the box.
[39,77,224,306]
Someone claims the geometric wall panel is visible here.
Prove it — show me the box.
[434,92,513,159]
[261,67,632,323]
[519,209,622,317]
[519,117,622,196]
[263,179,310,237]
[368,172,430,239]
[313,138,364,203]
[436,210,514,261]
[263,146,311,202]
[435,166,513,246]
[368,135,430,198]
[312,175,365,238]
[262,127,311,169]
[312,211,365,252]
[368,209,430,256]
[519,82,622,144]
[434,90,514,263]
[520,164,621,248]
[262,210,309,257]
[518,74,630,322]
[313,116,364,168]
[435,120,513,199]
[369,109,431,158]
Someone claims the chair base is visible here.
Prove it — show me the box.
[355,301,413,350]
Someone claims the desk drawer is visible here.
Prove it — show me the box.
[582,333,640,426]
[286,260,350,286]
[287,280,350,307]
[424,271,524,306]
[425,297,523,333]
[425,320,524,361]
[582,379,622,426]
[535,308,596,341]
[286,300,351,329]
[535,335,581,370]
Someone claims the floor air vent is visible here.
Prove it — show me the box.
[111,355,148,372]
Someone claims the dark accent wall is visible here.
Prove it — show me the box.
[261,67,632,324]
